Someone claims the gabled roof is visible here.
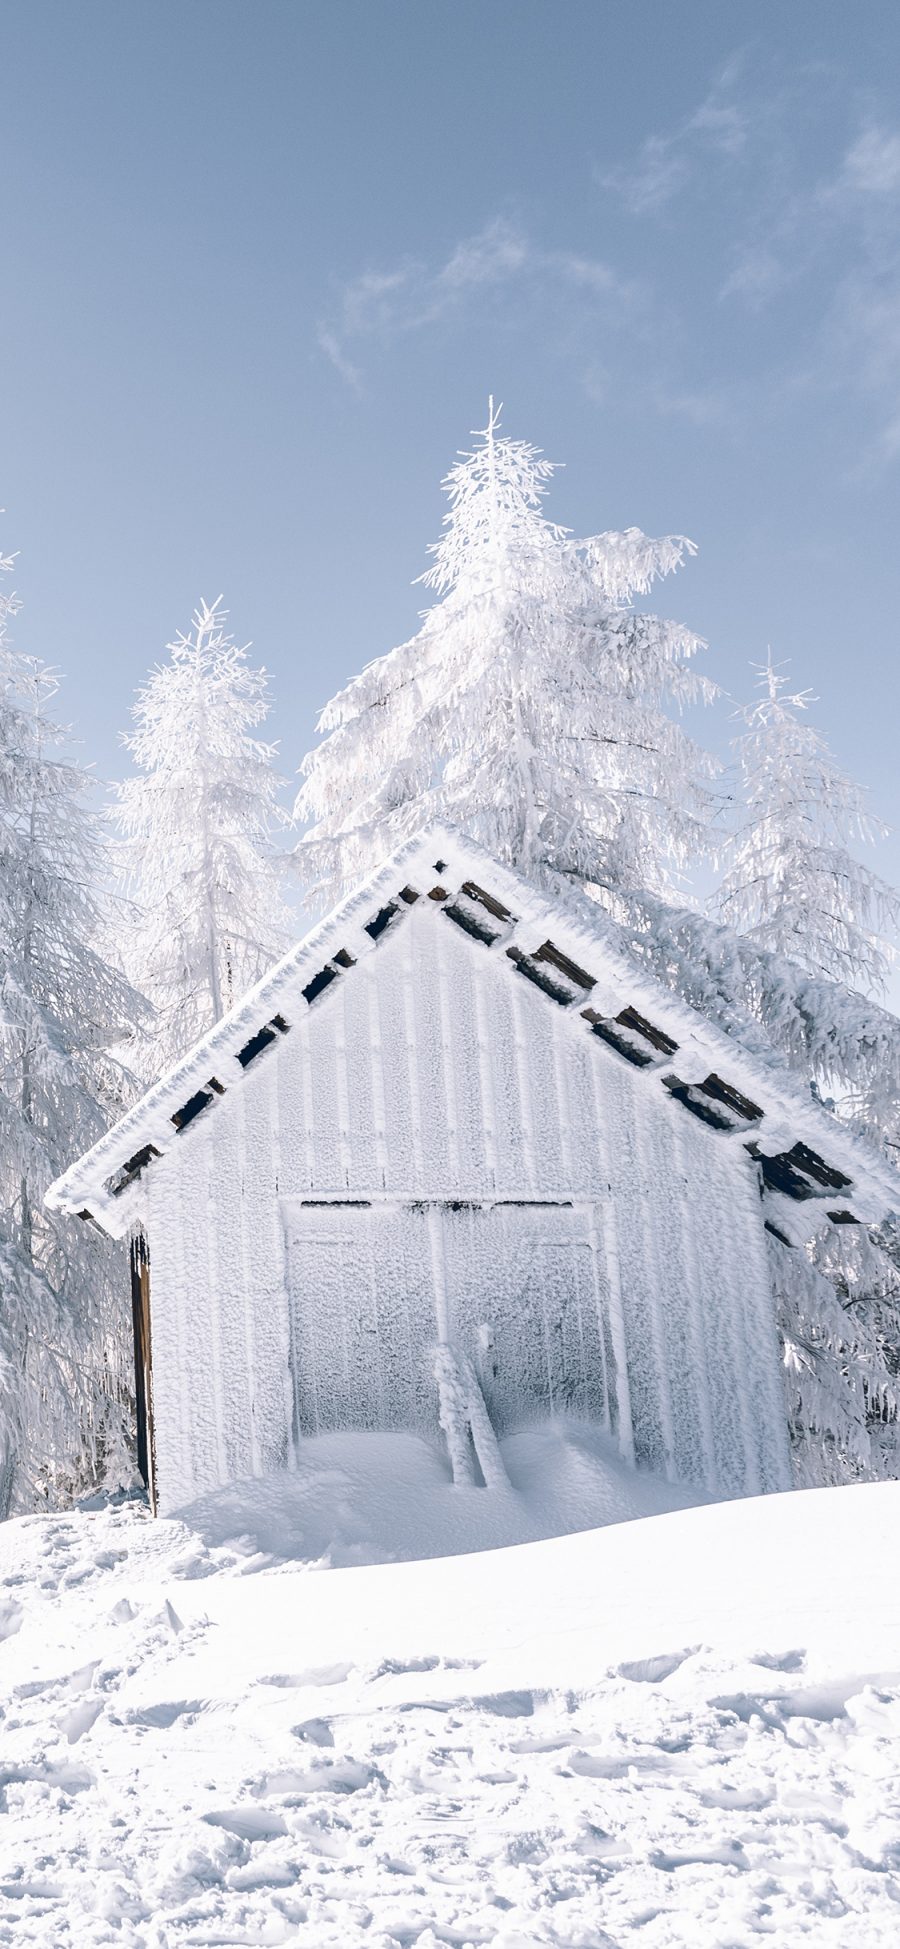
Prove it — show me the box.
[46,824,899,1239]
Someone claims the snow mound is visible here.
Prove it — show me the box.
[1,1482,899,1946]
[173,1421,708,1568]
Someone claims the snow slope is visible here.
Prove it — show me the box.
[1,1473,899,1947]
[172,1424,707,1568]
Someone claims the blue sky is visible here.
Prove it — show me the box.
[3,2,900,899]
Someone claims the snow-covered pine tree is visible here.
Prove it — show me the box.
[770,1224,900,1487]
[0,547,144,1514]
[715,656,900,995]
[655,655,900,1485]
[294,403,719,908]
[610,655,900,1145]
[615,888,900,1148]
[114,599,291,1078]
[616,854,900,1484]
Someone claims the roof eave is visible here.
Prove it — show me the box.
[45,822,900,1233]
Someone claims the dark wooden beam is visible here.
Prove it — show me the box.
[129,1234,156,1514]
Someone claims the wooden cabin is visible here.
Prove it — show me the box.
[46,828,896,1515]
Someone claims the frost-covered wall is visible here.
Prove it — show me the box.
[145,899,790,1512]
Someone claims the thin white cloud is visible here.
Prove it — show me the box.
[598,60,750,215]
[826,268,900,467]
[557,254,627,296]
[437,221,530,293]
[720,111,900,304]
[318,219,639,387]
[652,385,737,429]
[316,327,363,393]
[318,70,900,471]
[840,126,900,198]
[685,97,747,160]
[598,135,689,216]
[598,57,900,467]
[340,265,422,338]
[718,114,900,463]
[720,245,791,308]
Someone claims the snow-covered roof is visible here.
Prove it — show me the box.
[46,824,899,1239]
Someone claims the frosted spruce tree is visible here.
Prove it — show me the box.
[294,403,719,907]
[617,657,900,1149]
[0,547,144,1514]
[115,599,291,1078]
[770,1220,900,1488]
[715,657,900,994]
[688,657,900,1486]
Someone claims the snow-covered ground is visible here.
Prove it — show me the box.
[1,1436,899,1947]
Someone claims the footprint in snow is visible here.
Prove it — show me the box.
[125,1699,206,1729]
[698,1782,774,1811]
[845,1684,900,1732]
[710,1681,853,1726]
[15,1660,99,1708]
[0,1760,94,1804]
[509,1733,570,1754]
[59,1566,98,1590]
[66,1660,101,1693]
[618,1647,699,1684]
[203,1806,289,1841]
[255,1756,381,1795]
[650,1838,749,1872]
[13,1676,57,1702]
[564,1749,633,1779]
[573,1823,632,1861]
[751,1647,807,1672]
[168,1551,216,1580]
[470,1690,535,1718]
[292,1717,334,1747]
[57,1699,104,1744]
[258,1662,353,1689]
[108,1598,136,1624]
[0,1599,23,1641]
[398,1689,536,1720]
[373,1654,441,1677]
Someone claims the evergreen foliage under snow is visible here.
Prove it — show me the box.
[0,549,144,1514]
[294,402,719,909]
[715,657,900,995]
[616,886,900,1149]
[114,599,291,1079]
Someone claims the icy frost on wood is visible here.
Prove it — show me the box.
[130,893,792,1512]
[433,1342,510,1490]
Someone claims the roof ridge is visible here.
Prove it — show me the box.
[45,822,899,1234]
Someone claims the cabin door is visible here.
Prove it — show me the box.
[438,1203,610,1433]
[284,1200,612,1444]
